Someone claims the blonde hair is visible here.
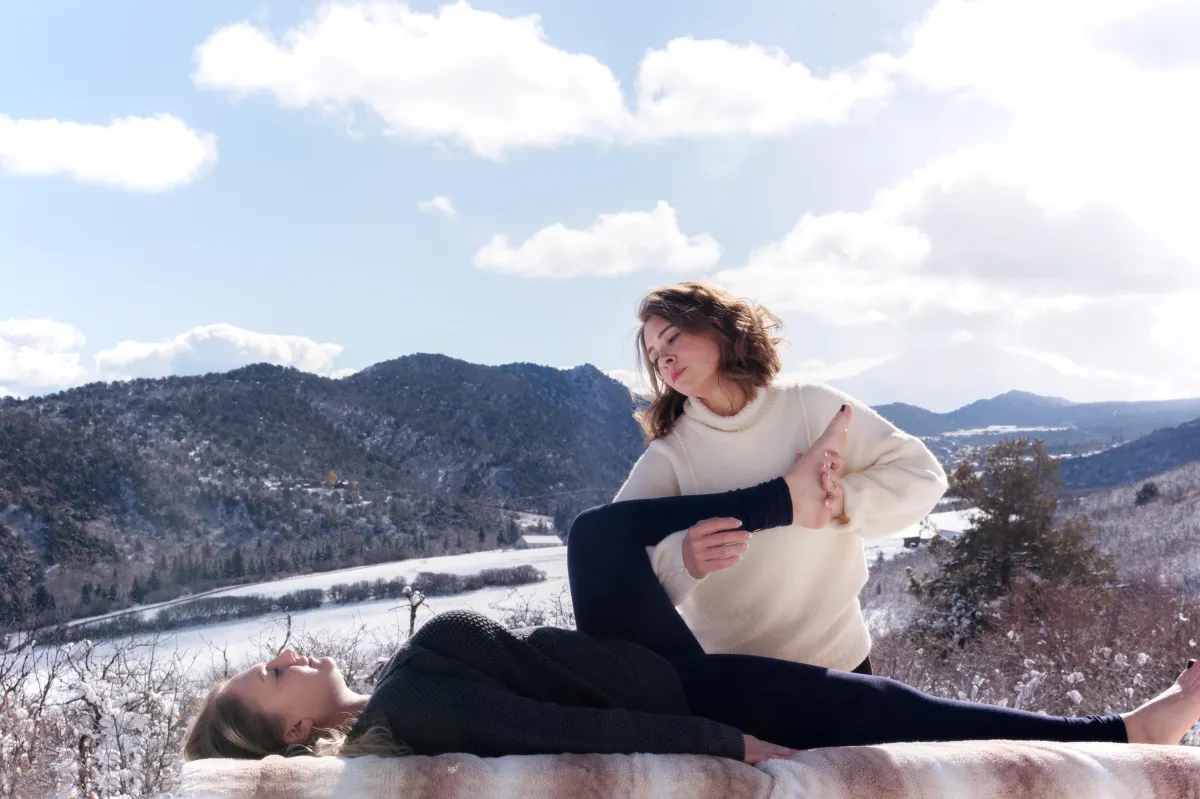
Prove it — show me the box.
[635,281,784,442]
[183,681,411,761]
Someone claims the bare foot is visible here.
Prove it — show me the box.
[1122,661,1200,745]
[784,405,851,528]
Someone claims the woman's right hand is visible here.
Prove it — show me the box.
[743,733,797,764]
[681,517,750,579]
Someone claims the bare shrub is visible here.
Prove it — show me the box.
[871,577,1200,745]
[495,585,575,631]
[860,547,938,636]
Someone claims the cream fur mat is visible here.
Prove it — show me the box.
[177,740,1200,799]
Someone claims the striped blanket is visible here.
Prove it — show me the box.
[177,740,1200,798]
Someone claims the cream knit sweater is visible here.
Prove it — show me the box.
[613,382,947,671]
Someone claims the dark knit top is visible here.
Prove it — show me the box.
[347,609,745,760]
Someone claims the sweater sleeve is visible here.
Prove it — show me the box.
[797,383,948,540]
[613,447,705,606]
[381,670,746,760]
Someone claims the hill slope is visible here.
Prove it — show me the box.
[1059,417,1200,490]
[0,356,642,626]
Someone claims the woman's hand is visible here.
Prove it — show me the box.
[785,405,851,528]
[681,517,750,579]
[743,733,797,764]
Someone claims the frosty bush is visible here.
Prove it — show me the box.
[0,633,201,798]
[870,577,1200,745]
[1,584,561,797]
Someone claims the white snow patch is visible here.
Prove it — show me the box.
[943,425,1069,437]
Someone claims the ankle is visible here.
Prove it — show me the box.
[1120,712,1142,744]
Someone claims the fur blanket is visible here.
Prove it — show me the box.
[177,740,1200,799]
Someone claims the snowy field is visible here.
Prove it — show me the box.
[941,425,1069,437]
[62,510,976,676]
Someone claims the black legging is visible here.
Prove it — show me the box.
[566,477,1127,750]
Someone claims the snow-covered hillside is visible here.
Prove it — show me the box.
[62,510,975,676]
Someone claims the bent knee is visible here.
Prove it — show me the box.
[567,504,610,550]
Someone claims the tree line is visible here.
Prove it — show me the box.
[39,564,546,645]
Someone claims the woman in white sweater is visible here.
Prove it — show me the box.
[612,281,948,673]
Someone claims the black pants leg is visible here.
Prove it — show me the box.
[567,476,793,660]
[672,653,1126,749]
[566,479,1128,747]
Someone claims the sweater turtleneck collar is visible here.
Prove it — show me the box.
[682,385,772,433]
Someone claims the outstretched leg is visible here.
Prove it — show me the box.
[673,652,1129,748]
[567,477,792,660]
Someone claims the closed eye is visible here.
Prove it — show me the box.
[651,333,680,368]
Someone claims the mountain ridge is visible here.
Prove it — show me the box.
[3,355,1199,630]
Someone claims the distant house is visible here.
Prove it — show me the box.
[516,534,563,549]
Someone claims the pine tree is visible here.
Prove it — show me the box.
[1135,481,1160,507]
[81,582,93,605]
[33,585,55,613]
[921,438,1115,637]
[131,578,145,604]
[230,548,245,578]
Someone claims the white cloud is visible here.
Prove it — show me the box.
[0,114,217,191]
[473,201,721,278]
[703,0,1200,402]
[0,320,354,397]
[775,355,898,386]
[193,2,893,157]
[996,344,1146,389]
[602,368,651,396]
[193,1,631,159]
[0,318,89,389]
[94,324,345,380]
[632,38,895,139]
[892,0,1200,261]
[0,318,86,352]
[418,195,456,219]
[714,151,1166,326]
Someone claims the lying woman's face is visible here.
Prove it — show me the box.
[221,648,348,743]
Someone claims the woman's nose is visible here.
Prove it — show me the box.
[270,648,299,668]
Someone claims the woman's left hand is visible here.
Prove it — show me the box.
[820,450,846,520]
[743,733,798,764]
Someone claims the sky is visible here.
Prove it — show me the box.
[3,0,1200,412]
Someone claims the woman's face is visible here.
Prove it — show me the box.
[642,316,722,398]
[221,648,347,745]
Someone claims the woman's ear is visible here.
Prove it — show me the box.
[284,717,314,746]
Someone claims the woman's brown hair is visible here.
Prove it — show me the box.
[634,281,783,442]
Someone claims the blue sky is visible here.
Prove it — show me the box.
[3,0,1200,411]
